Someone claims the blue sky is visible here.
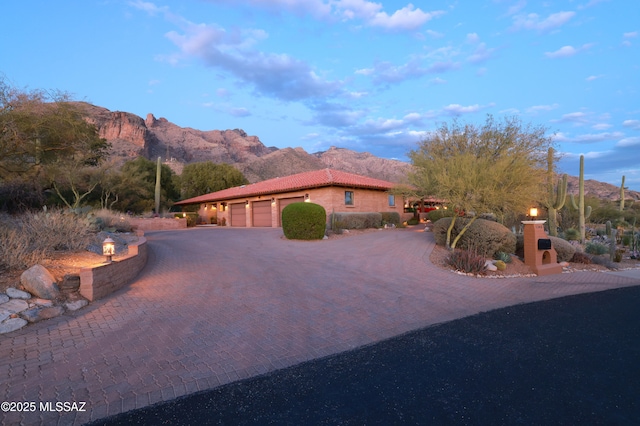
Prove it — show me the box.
[2,0,639,190]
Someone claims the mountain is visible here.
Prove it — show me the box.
[77,102,639,202]
[75,102,411,183]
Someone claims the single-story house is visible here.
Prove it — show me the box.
[174,168,409,228]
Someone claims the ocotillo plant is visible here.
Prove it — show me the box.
[154,156,161,215]
[570,155,592,244]
[545,148,567,236]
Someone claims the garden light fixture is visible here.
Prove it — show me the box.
[529,207,538,217]
[102,237,115,263]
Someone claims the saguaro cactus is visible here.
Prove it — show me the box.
[544,148,567,237]
[620,175,626,213]
[570,155,592,244]
[155,156,162,215]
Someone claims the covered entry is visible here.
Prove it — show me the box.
[252,200,272,227]
[230,203,246,227]
[278,197,304,226]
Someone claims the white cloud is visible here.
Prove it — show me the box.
[367,4,444,31]
[526,103,560,113]
[623,31,638,38]
[585,75,604,81]
[229,107,251,117]
[616,137,640,147]
[511,11,576,32]
[553,111,589,124]
[443,103,487,115]
[623,119,640,130]
[545,45,578,58]
[592,123,612,130]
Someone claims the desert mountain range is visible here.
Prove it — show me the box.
[77,102,639,202]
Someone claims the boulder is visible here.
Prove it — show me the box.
[0,294,8,304]
[20,306,65,323]
[0,318,28,334]
[0,310,10,322]
[65,299,88,311]
[20,265,61,300]
[6,287,30,299]
[0,299,29,314]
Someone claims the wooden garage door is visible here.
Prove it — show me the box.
[252,200,272,227]
[278,197,305,226]
[230,203,246,227]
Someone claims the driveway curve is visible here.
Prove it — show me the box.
[1,227,639,425]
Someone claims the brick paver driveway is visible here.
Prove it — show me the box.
[2,227,639,425]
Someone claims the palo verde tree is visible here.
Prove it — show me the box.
[408,115,551,250]
[0,77,110,209]
[179,161,248,199]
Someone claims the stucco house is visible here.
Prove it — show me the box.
[174,168,407,228]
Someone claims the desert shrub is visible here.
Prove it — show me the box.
[433,217,516,258]
[563,228,580,241]
[90,209,133,232]
[427,209,453,222]
[494,251,512,263]
[549,236,576,262]
[446,248,487,275]
[570,251,592,264]
[590,255,619,270]
[406,217,420,225]
[0,210,92,271]
[330,212,382,230]
[585,241,608,255]
[494,260,507,271]
[380,212,401,226]
[283,202,326,240]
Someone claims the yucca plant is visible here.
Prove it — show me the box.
[493,251,512,264]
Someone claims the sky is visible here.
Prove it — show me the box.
[2,0,639,190]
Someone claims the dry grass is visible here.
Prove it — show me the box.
[0,209,92,272]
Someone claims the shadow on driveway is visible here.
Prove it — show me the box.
[94,284,640,425]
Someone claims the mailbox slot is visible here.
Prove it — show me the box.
[538,238,552,250]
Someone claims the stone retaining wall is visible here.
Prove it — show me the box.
[128,217,187,231]
[79,236,148,302]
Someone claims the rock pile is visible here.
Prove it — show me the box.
[0,265,88,334]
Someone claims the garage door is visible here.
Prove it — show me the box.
[252,200,272,227]
[278,197,305,226]
[230,203,246,227]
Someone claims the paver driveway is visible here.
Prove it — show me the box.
[1,227,639,425]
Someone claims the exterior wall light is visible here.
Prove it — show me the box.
[304,193,310,202]
[271,197,275,204]
[529,207,538,217]
[103,237,115,263]
[245,200,249,207]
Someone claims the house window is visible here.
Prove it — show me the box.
[345,191,354,206]
[388,194,395,207]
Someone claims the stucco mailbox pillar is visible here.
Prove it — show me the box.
[522,220,563,276]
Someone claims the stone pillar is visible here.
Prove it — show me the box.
[522,220,563,276]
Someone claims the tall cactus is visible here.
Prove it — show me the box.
[620,175,626,213]
[544,148,567,236]
[154,156,162,215]
[570,155,592,243]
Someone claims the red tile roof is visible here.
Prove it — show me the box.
[175,168,397,205]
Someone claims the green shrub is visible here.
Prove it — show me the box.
[494,260,507,271]
[494,251,512,263]
[585,241,608,255]
[427,209,453,222]
[549,236,576,262]
[329,212,382,230]
[433,217,516,258]
[283,202,327,240]
[446,248,487,275]
[406,217,420,225]
[563,228,580,241]
[380,212,401,226]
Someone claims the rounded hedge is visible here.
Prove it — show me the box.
[433,217,516,258]
[282,202,327,240]
[548,236,576,262]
